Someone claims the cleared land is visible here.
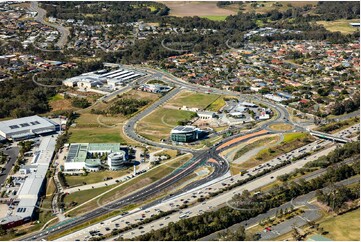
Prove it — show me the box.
[68,90,160,144]
[64,169,132,187]
[315,208,360,241]
[166,90,221,110]
[316,19,359,34]
[163,1,236,17]
[137,107,196,141]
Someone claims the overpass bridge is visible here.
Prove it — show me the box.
[309,130,351,143]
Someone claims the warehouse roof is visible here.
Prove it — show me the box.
[14,197,38,219]
[0,115,56,136]
[18,175,44,199]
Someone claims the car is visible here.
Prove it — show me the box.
[159,223,164,226]
[105,227,110,231]
[270,176,274,179]
[138,226,144,229]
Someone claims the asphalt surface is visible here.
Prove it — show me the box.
[0,146,19,187]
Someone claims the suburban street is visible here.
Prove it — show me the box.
[28,1,70,48]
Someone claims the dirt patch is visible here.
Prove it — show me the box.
[50,99,73,112]
[268,123,294,131]
[163,1,236,17]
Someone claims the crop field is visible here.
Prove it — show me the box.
[137,108,196,141]
[166,90,221,110]
[163,1,236,17]
[316,19,359,34]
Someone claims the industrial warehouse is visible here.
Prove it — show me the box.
[63,143,129,173]
[62,67,145,90]
[0,136,57,229]
[0,115,59,141]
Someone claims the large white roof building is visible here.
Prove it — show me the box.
[0,115,57,140]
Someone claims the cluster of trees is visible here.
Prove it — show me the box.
[41,1,169,25]
[0,76,56,118]
[107,98,149,116]
[71,97,90,108]
[331,93,360,115]
[316,184,360,213]
[306,141,360,168]
[315,1,360,20]
[318,117,359,133]
[134,161,359,241]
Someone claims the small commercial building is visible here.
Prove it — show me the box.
[170,126,199,143]
[197,111,216,120]
[107,151,128,170]
[64,143,128,172]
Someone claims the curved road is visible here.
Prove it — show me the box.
[28,1,70,48]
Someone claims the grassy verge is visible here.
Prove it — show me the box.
[235,133,314,170]
[64,168,132,187]
[233,136,280,160]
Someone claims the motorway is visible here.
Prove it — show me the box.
[28,1,70,48]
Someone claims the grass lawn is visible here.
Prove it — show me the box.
[49,93,64,102]
[167,90,220,109]
[63,184,118,213]
[200,15,227,21]
[64,168,132,187]
[236,132,314,170]
[68,127,124,143]
[316,19,359,34]
[137,108,196,141]
[316,208,360,241]
[268,123,294,132]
